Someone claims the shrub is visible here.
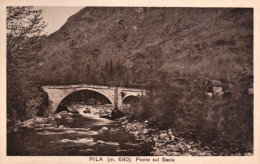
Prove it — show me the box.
[130,81,253,153]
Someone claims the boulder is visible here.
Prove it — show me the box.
[121,120,128,125]
[166,144,180,152]
[190,150,198,156]
[213,86,224,95]
[205,151,212,156]
[83,110,91,113]
[59,111,68,115]
[167,128,173,135]
[171,152,181,156]
[159,133,168,139]
[67,112,74,116]
[170,135,175,141]
[184,144,191,151]
[109,109,125,119]
[205,92,213,97]
[99,127,109,133]
[143,128,149,134]
[204,146,210,150]
[198,152,207,156]
[176,143,183,150]
[153,136,158,142]
[97,140,105,144]
[101,127,109,131]
[155,142,162,147]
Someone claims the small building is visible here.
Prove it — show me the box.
[205,80,222,93]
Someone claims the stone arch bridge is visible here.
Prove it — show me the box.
[42,84,147,113]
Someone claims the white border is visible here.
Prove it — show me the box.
[1,0,259,164]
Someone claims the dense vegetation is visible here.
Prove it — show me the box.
[33,8,252,86]
[7,7,47,120]
[7,7,253,153]
[128,80,253,154]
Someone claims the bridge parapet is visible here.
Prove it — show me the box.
[43,84,117,90]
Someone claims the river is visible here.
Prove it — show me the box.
[7,104,152,156]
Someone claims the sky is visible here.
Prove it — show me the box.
[34,7,84,35]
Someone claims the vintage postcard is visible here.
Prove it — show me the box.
[0,0,259,164]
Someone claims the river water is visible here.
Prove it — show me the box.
[7,104,152,156]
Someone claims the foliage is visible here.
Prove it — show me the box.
[130,81,253,154]
[7,7,47,73]
[7,7,47,120]
[36,8,252,89]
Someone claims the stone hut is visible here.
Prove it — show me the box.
[205,80,222,92]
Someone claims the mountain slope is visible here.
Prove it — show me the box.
[37,7,253,87]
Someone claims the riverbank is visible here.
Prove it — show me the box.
[117,116,252,156]
[117,117,212,156]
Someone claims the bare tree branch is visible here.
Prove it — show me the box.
[7,6,47,74]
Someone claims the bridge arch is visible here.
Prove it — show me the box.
[56,89,113,113]
[42,86,116,113]
[122,95,141,105]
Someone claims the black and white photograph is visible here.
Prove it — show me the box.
[2,0,259,162]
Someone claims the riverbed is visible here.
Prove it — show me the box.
[8,103,249,156]
[7,104,152,156]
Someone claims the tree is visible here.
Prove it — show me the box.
[7,7,47,73]
[7,7,47,120]
[109,58,114,79]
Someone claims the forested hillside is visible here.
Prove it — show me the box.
[36,8,253,87]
